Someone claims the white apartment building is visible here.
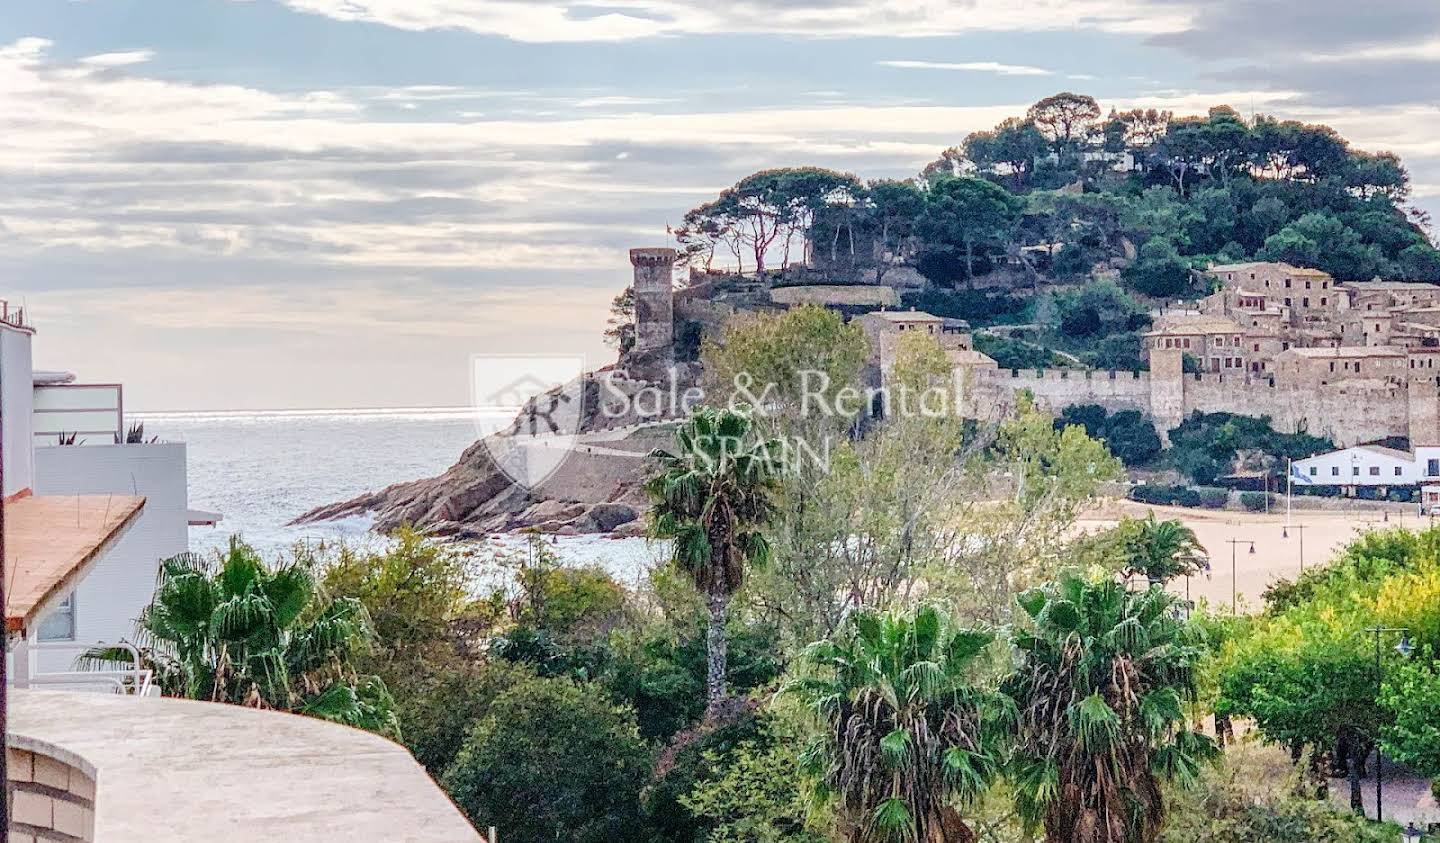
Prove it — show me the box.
[1,301,215,683]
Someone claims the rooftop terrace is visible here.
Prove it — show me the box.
[8,689,481,842]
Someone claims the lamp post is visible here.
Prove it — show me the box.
[1283,523,1308,573]
[1226,539,1255,616]
[1364,625,1414,825]
[1404,821,1421,843]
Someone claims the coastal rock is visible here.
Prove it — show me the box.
[292,368,688,537]
[587,503,639,531]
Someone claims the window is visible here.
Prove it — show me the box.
[1396,467,1404,476]
[1285,297,1292,306]
[37,594,75,642]
[1321,297,1327,306]
[1369,466,1380,476]
[1428,458,1439,476]
[1303,297,1310,307]
[1309,466,1317,476]
[1305,280,1311,289]
[1353,466,1360,476]
[1332,466,1340,476]
[1285,279,1292,288]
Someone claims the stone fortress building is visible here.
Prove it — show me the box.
[624,249,1440,449]
[941,262,1440,447]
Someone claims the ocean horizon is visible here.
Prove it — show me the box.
[134,406,663,587]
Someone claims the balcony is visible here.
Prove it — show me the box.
[7,689,482,842]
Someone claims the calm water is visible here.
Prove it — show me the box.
[133,407,662,586]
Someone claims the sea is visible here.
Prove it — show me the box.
[131,407,664,590]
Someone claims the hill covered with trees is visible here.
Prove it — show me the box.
[667,92,1440,369]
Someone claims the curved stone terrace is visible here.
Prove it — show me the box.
[7,689,481,842]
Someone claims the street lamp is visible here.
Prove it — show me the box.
[1405,821,1421,843]
[1226,539,1255,616]
[1283,523,1307,572]
[1364,625,1414,825]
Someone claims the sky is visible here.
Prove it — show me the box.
[3,1,1440,410]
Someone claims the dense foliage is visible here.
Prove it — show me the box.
[1005,572,1216,842]
[441,676,654,843]
[1218,527,1440,812]
[1058,404,1163,466]
[787,604,1008,843]
[88,538,398,734]
[1165,412,1333,485]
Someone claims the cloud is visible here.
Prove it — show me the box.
[877,60,1053,77]
[1146,0,1440,59]
[6,30,1440,408]
[78,50,156,67]
[265,0,1192,42]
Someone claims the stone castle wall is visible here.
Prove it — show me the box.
[970,368,1152,419]
[961,350,1418,447]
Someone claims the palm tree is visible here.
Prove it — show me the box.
[646,406,782,716]
[1119,515,1208,587]
[785,604,1008,843]
[1005,570,1216,843]
[84,538,397,735]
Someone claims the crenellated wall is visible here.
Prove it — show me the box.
[956,352,1419,447]
[969,367,1152,417]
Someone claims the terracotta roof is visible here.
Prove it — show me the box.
[5,494,145,633]
[872,310,944,323]
[1282,346,1406,359]
[1147,314,1243,335]
[1342,281,1440,291]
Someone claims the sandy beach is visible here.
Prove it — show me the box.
[1078,502,1433,613]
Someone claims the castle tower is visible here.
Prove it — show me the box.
[1149,347,1185,444]
[1408,375,1440,448]
[629,247,676,372]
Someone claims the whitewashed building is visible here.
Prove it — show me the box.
[1,301,216,685]
[1291,443,1440,491]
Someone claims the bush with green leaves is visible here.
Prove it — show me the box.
[442,676,655,843]
[1058,404,1162,466]
[1129,484,1202,508]
[1239,491,1270,512]
[1053,280,1151,339]
[1193,486,1229,509]
[974,332,1060,370]
[1160,740,1396,843]
[901,289,1026,326]
[1166,412,1332,486]
[681,727,823,843]
[602,624,784,743]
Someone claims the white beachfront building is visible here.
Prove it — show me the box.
[1290,443,1440,506]
[1,301,216,685]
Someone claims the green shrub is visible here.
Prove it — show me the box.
[1058,404,1162,466]
[1129,484,1201,508]
[442,676,654,843]
[642,701,768,842]
[902,289,1025,325]
[1195,486,1230,509]
[1240,491,1270,511]
[400,661,534,776]
[974,332,1057,370]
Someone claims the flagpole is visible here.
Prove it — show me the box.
[1286,457,1293,534]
